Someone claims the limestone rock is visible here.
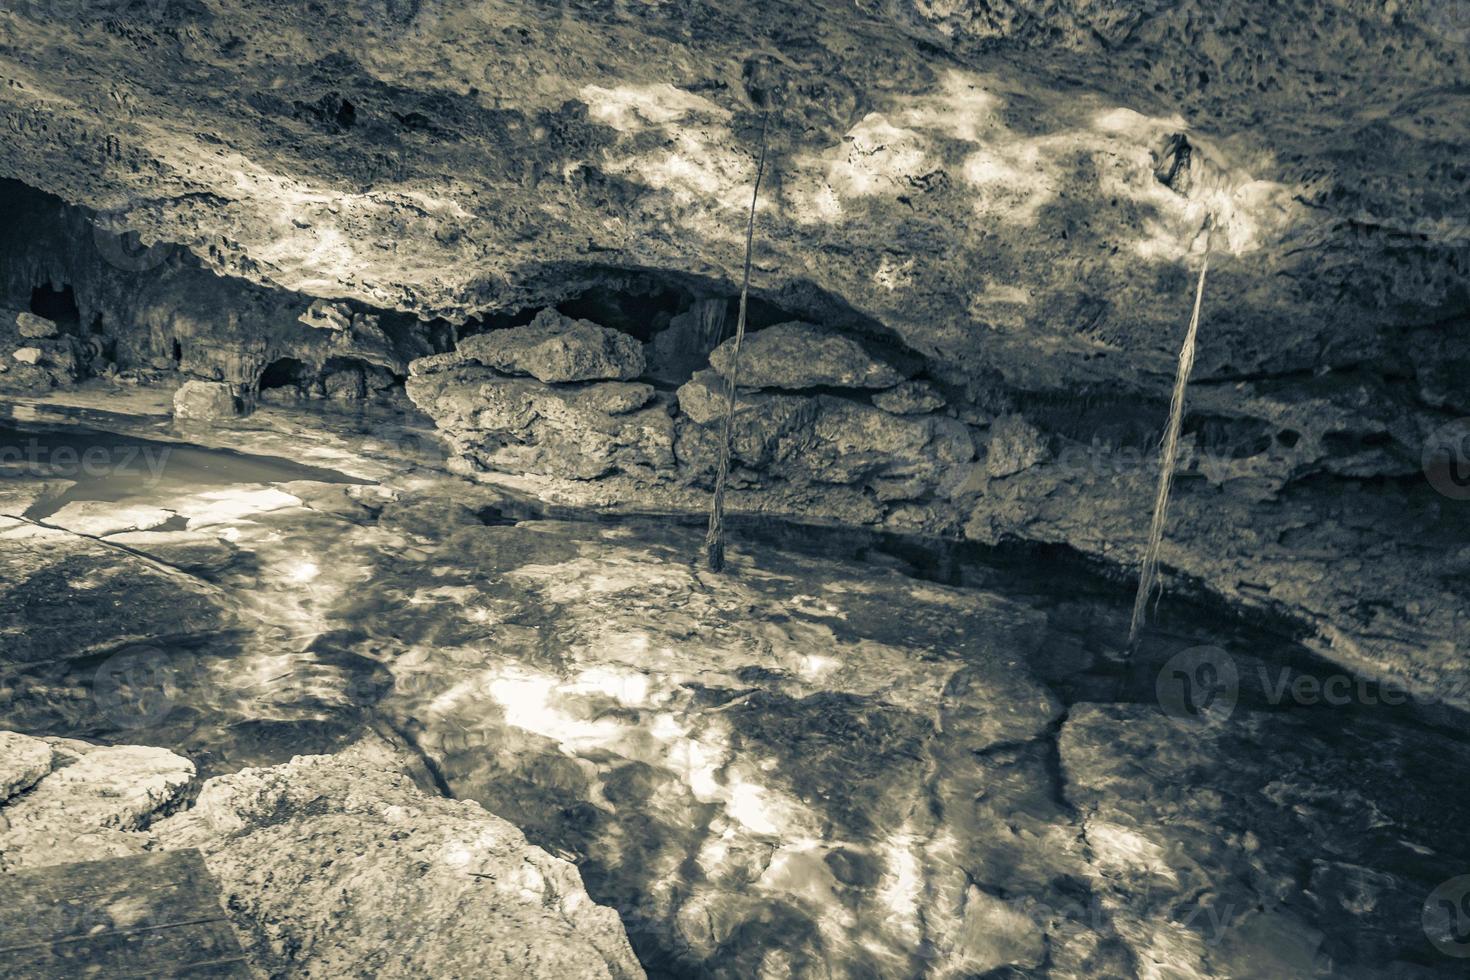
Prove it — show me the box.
[408,351,462,377]
[406,366,673,480]
[709,322,903,390]
[47,501,177,537]
[0,731,52,803]
[873,380,946,415]
[458,310,645,383]
[299,298,352,331]
[153,738,644,979]
[572,381,655,415]
[0,735,195,872]
[12,346,42,365]
[15,311,57,339]
[323,366,366,400]
[173,379,238,420]
[986,413,1050,478]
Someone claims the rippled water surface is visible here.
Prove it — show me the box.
[4,418,1469,978]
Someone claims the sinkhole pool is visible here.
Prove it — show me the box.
[2,419,1468,978]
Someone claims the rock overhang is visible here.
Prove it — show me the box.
[0,0,1464,399]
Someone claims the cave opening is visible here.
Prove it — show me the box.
[555,280,694,342]
[30,284,80,326]
[258,356,309,392]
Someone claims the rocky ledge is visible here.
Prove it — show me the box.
[403,304,1470,714]
[0,730,644,979]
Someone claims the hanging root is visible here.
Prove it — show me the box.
[1126,226,1213,651]
[705,112,770,573]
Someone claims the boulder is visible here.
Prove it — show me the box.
[674,371,973,496]
[173,379,238,420]
[709,322,903,390]
[406,366,674,480]
[12,346,42,365]
[0,733,195,872]
[572,381,655,415]
[458,309,645,383]
[873,380,946,415]
[153,738,645,979]
[15,311,58,339]
[0,730,52,803]
[985,413,1050,478]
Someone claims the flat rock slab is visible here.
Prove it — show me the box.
[457,309,645,383]
[0,734,196,873]
[46,501,177,537]
[0,849,251,979]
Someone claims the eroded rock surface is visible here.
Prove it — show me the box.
[708,321,903,390]
[172,379,238,420]
[458,309,646,383]
[155,737,645,980]
[0,728,644,978]
[0,732,194,871]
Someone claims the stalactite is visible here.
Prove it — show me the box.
[704,112,769,573]
[1127,227,1213,650]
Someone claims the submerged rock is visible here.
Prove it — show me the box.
[709,322,904,390]
[154,737,644,979]
[458,310,645,383]
[48,501,176,537]
[359,518,1073,977]
[1058,703,1470,978]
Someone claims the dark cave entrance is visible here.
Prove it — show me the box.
[554,282,692,343]
[258,357,309,392]
[30,284,80,326]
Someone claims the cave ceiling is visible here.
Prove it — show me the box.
[0,0,1466,394]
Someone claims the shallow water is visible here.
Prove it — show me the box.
[3,419,1468,977]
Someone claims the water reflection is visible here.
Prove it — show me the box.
[3,421,1469,976]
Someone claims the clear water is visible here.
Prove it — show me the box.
[3,420,1468,977]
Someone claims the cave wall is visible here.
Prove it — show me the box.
[0,181,446,402]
